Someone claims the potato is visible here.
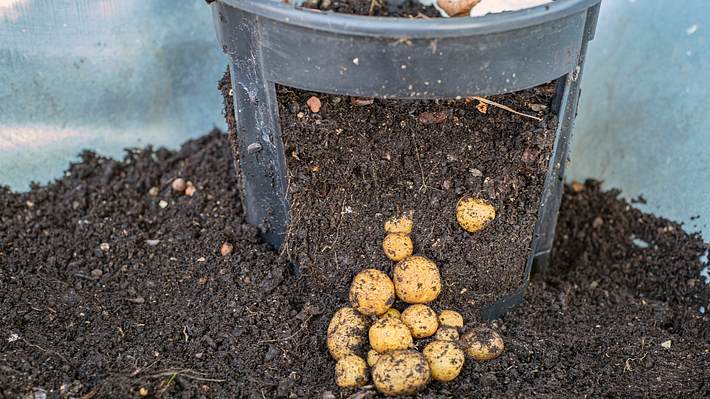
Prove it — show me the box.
[382,233,414,262]
[461,327,505,361]
[438,310,464,329]
[436,0,481,17]
[434,326,460,341]
[401,304,438,338]
[327,307,369,360]
[372,350,431,396]
[423,341,465,382]
[369,317,413,353]
[393,256,441,304]
[456,197,496,233]
[335,355,368,388]
[379,308,401,319]
[349,269,395,316]
[367,349,381,367]
[384,212,413,234]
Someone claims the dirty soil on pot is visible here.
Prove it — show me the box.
[302,0,438,17]
[2,127,709,397]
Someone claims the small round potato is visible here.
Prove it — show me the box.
[327,307,369,360]
[372,350,431,396]
[349,269,395,316]
[401,304,438,338]
[434,326,460,341]
[379,308,401,320]
[456,197,496,233]
[335,355,368,388]
[384,212,414,234]
[438,310,464,329]
[423,340,465,382]
[382,233,414,262]
[369,317,413,353]
[461,327,505,361]
[367,349,381,367]
[393,256,441,304]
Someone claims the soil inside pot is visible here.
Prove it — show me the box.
[302,0,439,17]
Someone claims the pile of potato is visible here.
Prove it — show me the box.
[327,207,504,396]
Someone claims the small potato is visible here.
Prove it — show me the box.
[349,269,395,316]
[367,349,381,367]
[335,355,368,388]
[379,308,401,319]
[372,350,431,396]
[434,326,460,341]
[384,212,414,234]
[423,340,465,382]
[461,327,505,361]
[436,0,481,17]
[369,317,413,353]
[456,197,496,233]
[401,304,438,338]
[438,310,464,329]
[327,307,369,360]
[382,233,414,262]
[393,256,441,304]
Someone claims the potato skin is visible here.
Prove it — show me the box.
[327,307,369,360]
[461,327,505,361]
[382,233,414,261]
[423,340,465,382]
[335,355,368,388]
[372,350,431,396]
[349,269,395,316]
[384,212,414,234]
[438,310,464,329]
[369,317,413,353]
[401,304,439,338]
[434,326,460,341]
[367,349,381,367]
[393,256,441,304]
[456,197,496,233]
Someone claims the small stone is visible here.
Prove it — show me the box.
[288,101,300,114]
[197,257,206,262]
[172,178,187,192]
[476,101,489,114]
[321,391,336,399]
[145,239,160,246]
[593,217,604,228]
[139,387,149,397]
[571,181,585,192]
[306,96,322,113]
[99,243,110,251]
[127,297,145,304]
[158,200,168,209]
[26,201,34,208]
[90,269,103,278]
[351,97,374,106]
[418,111,448,124]
[247,142,262,153]
[220,242,234,257]
[529,103,548,112]
[470,168,483,177]
[297,112,305,119]
[661,340,672,349]
[148,187,160,197]
[185,184,197,197]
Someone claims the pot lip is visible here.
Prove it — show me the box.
[217,0,600,38]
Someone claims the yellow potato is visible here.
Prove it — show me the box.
[456,197,496,233]
[393,256,441,304]
[438,310,464,329]
[423,340,465,382]
[367,349,381,367]
[401,304,438,338]
[335,355,368,388]
[461,327,505,361]
[384,212,413,234]
[378,308,401,319]
[369,317,413,353]
[382,233,414,262]
[372,350,431,396]
[327,307,369,360]
[349,269,395,316]
[434,326,460,341]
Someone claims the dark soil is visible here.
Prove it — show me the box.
[2,128,708,398]
[302,0,438,18]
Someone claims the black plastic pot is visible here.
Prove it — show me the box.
[211,0,601,319]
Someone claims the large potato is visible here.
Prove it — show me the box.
[349,269,395,316]
[369,317,413,353]
[438,310,464,329]
[327,307,369,360]
[461,327,505,361]
[382,233,413,261]
[456,197,496,233]
[401,304,438,338]
[384,212,413,234]
[392,256,441,304]
[423,340,465,382]
[372,350,431,396]
[434,326,460,341]
[335,355,368,388]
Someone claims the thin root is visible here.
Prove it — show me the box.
[471,96,542,121]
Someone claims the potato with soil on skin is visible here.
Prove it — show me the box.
[369,317,413,353]
[384,212,413,234]
[401,304,439,338]
[327,307,369,360]
[438,310,464,329]
[382,233,414,261]
[423,340,466,382]
[372,350,431,396]
[393,256,441,304]
[435,326,460,341]
[461,327,505,361]
[456,197,496,233]
[335,354,368,388]
[379,308,401,319]
[349,269,395,316]
[367,349,381,367]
